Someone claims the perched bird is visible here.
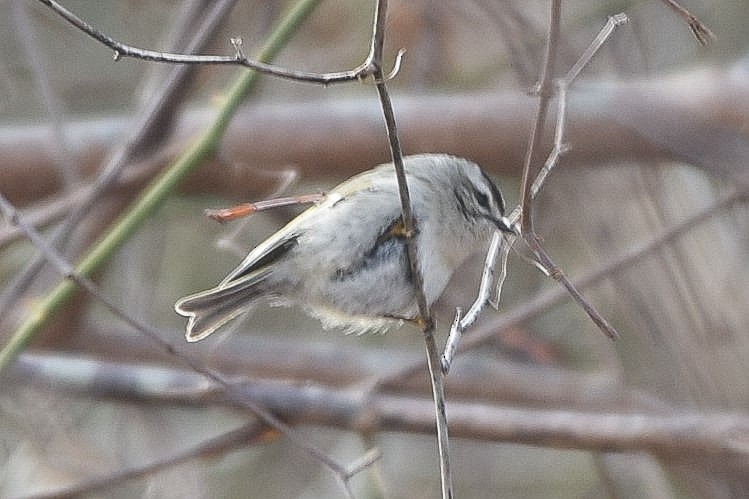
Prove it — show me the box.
[175,153,512,342]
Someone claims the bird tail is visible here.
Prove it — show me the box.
[174,268,272,342]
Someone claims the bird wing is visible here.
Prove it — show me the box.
[220,166,401,288]
[219,228,299,287]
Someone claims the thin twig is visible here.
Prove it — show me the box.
[441,230,505,372]
[660,0,716,46]
[0,192,368,498]
[204,193,325,223]
[517,0,561,235]
[563,13,629,85]
[518,7,622,341]
[383,183,749,388]
[36,0,404,85]
[532,13,630,195]
[521,13,629,341]
[367,0,452,496]
[442,10,629,373]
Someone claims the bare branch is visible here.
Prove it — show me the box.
[517,9,626,342]
[532,13,629,195]
[36,0,403,85]
[13,353,749,466]
[442,230,507,372]
[517,0,561,234]
[443,10,631,373]
[562,14,629,85]
[366,0,452,496]
[660,0,716,46]
[0,158,366,499]
[204,192,325,223]
[382,182,749,388]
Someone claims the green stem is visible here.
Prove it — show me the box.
[0,0,323,373]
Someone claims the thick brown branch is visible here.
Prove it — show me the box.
[4,67,747,206]
[12,352,749,466]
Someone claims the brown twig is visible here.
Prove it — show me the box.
[366,0,452,496]
[518,0,560,235]
[660,0,716,46]
[204,193,325,223]
[516,5,622,342]
[36,0,404,85]
[14,353,749,466]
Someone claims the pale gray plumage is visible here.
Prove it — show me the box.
[175,154,511,342]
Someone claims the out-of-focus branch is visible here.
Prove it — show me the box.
[0,0,324,372]
[74,324,663,412]
[11,352,749,467]
[23,420,272,499]
[3,66,748,206]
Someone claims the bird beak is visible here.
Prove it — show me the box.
[492,216,516,234]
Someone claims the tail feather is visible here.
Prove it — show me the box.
[175,268,272,342]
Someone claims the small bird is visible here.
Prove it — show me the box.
[175,154,512,342]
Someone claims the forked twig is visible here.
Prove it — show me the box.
[442,13,629,373]
[37,0,405,85]
[660,0,716,46]
[518,14,629,343]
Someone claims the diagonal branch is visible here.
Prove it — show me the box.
[0,190,372,498]
[442,11,629,372]
[0,0,325,374]
[0,0,240,343]
[660,0,716,46]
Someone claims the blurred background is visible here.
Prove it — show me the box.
[2,0,749,497]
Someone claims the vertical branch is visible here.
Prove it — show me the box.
[517,2,620,341]
[443,11,628,372]
[368,1,452,497]
[518,0,561,235]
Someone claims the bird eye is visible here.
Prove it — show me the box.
[474,190,490,211]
